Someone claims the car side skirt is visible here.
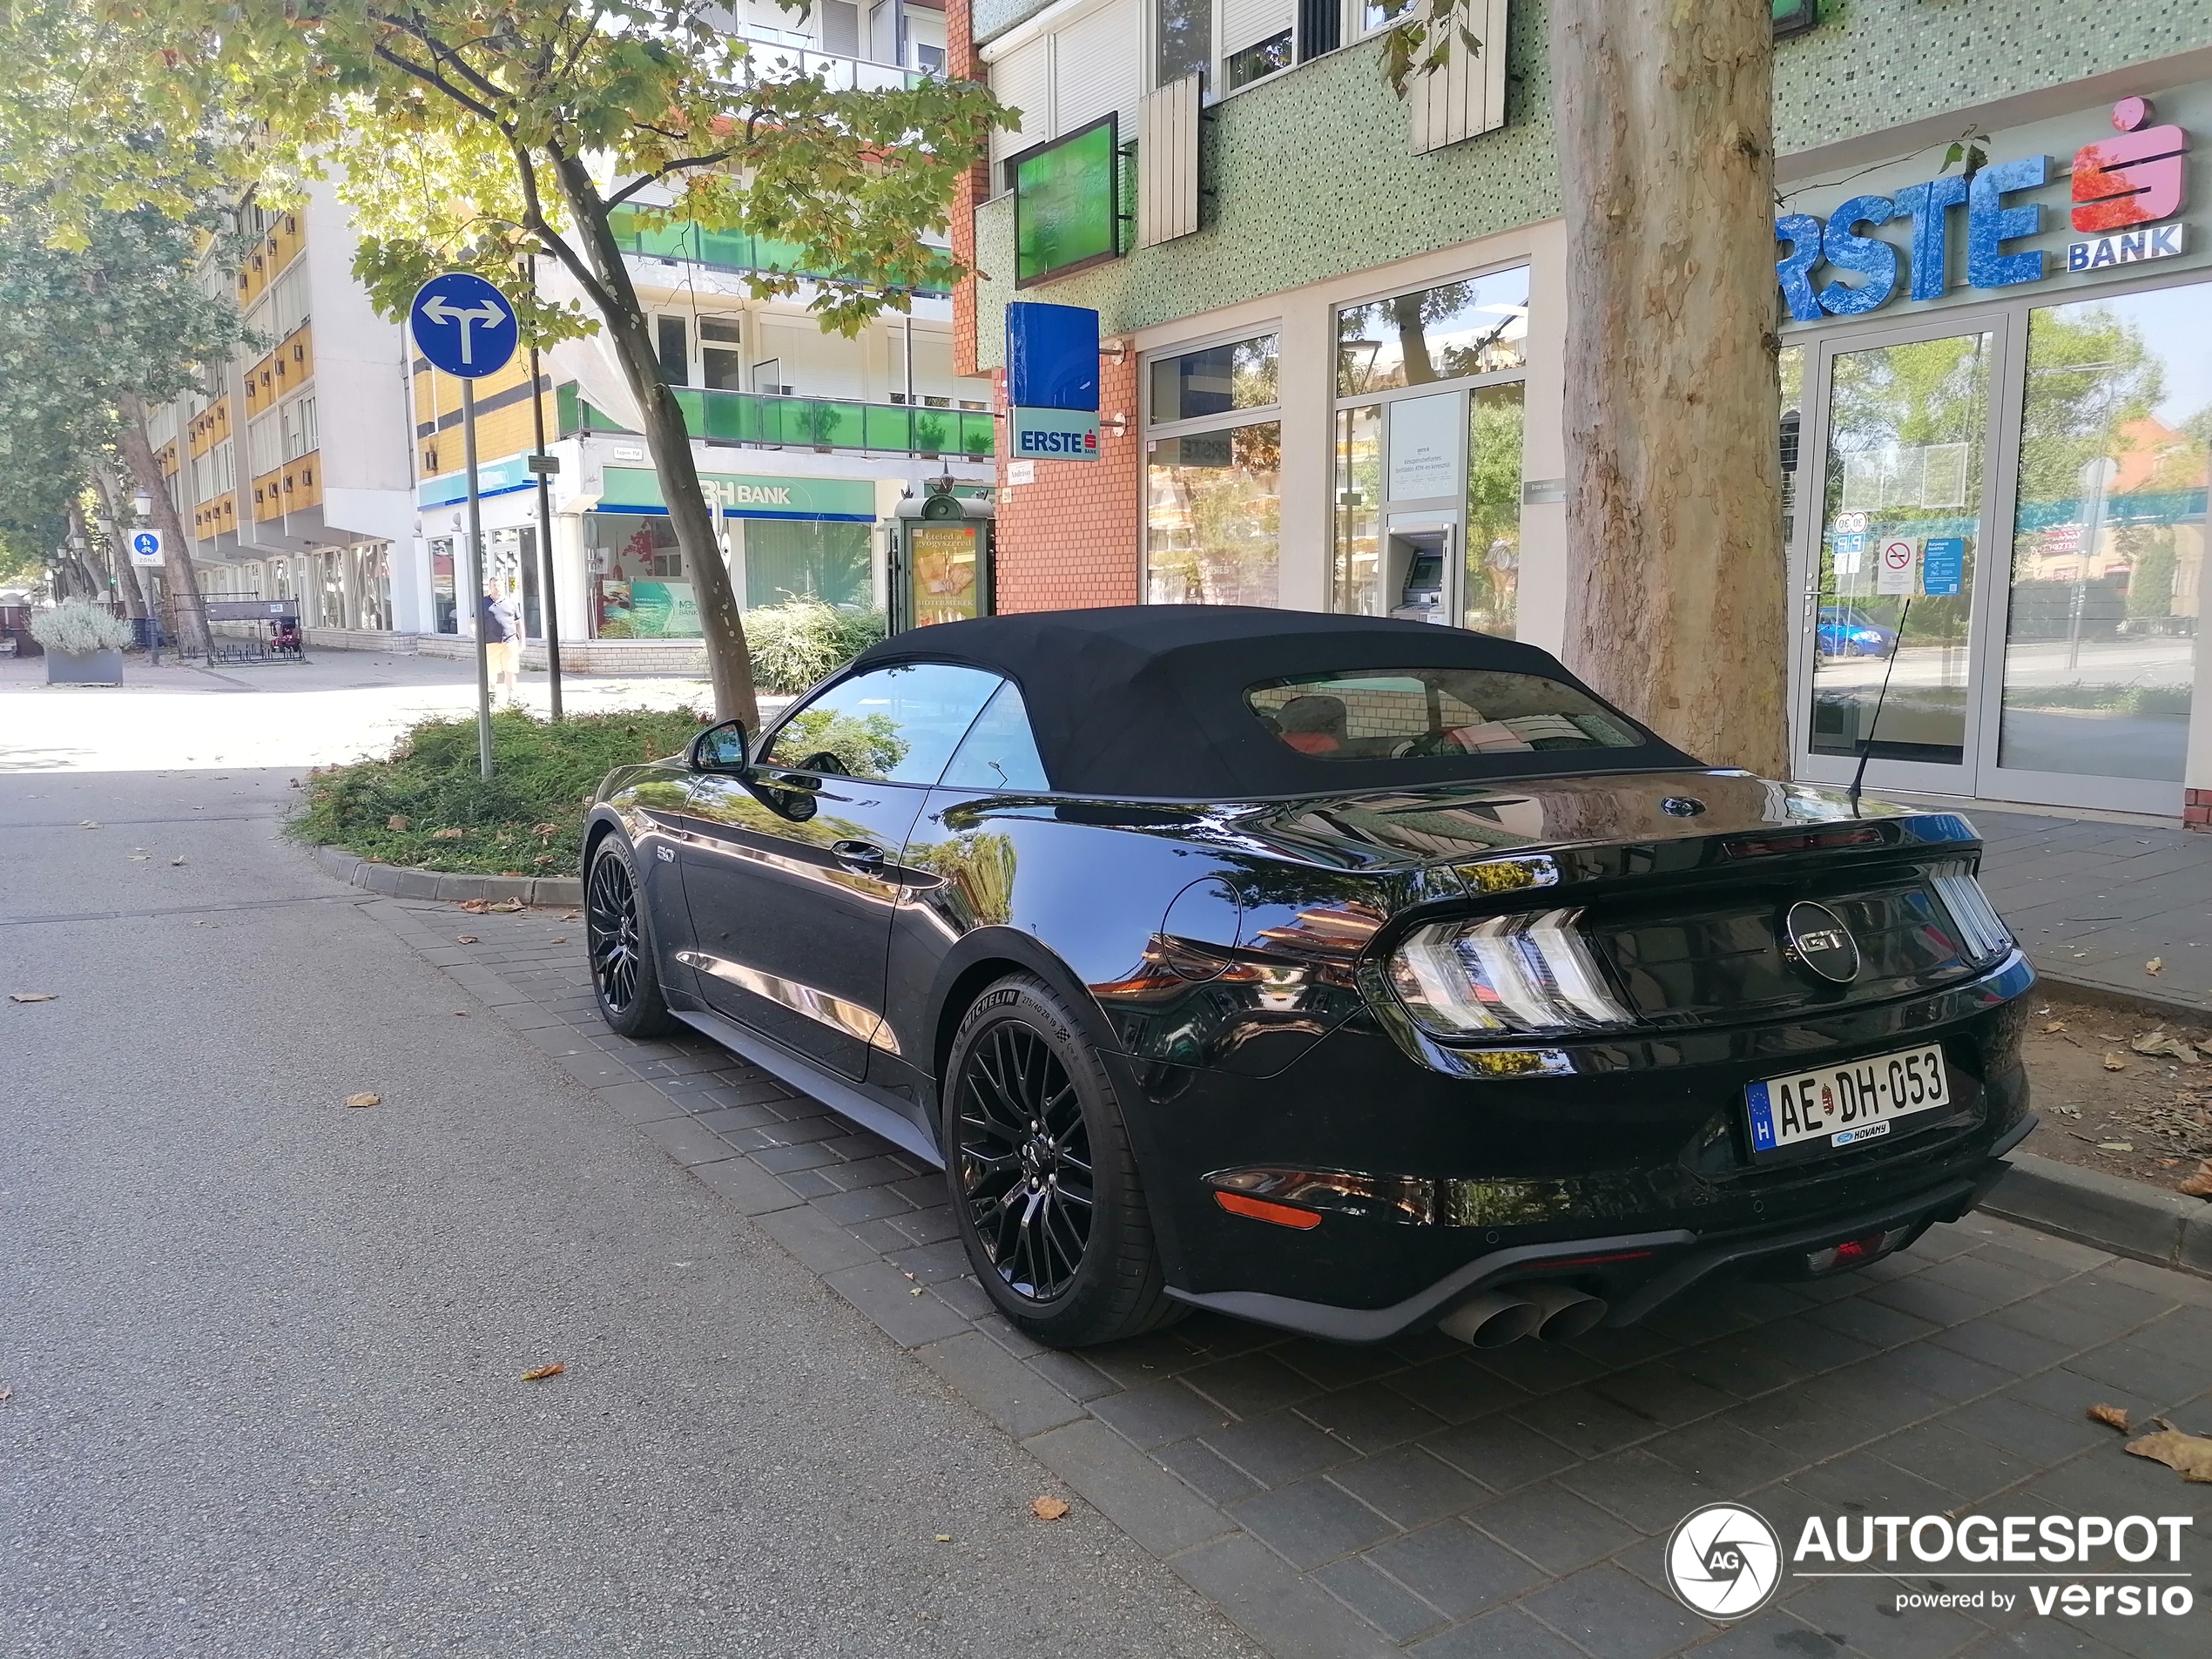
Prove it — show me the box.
[667,1002,944,1170]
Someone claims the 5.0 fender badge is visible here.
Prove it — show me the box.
[1784,900,1861,985]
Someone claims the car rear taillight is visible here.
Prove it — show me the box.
[1927,860,2013,964]
[1387,908,1634,1036]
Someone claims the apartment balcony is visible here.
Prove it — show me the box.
[557,381,993,461]
[609,206,952,298]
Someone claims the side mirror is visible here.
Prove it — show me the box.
[689,718,749,774]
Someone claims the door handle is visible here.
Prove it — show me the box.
[831,839,887,873]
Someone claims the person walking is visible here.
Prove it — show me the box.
[479,584,523,703]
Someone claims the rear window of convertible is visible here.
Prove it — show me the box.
[1246,670,1643,760]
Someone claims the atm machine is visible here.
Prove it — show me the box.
[1384,520,1456,625]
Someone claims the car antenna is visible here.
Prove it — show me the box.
[1846,597,1911,816]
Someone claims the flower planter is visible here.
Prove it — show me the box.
[46,647,124,685]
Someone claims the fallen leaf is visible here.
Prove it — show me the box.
[489,898,523,913]
[561,912,580,921]
[2098,1141,2135,1152]
[455,934,478,944]
[452,1010,469,1017]
[2104,1053,2129,1071]
[345,1093,381,1109]
[1030,1496,1070,1521]
[10,992,57,1003]
[2124,1426,2212,1482]
[2132,1031,2196,1062]
[522,1362,565,1382]
[458,900,489,914]
[2042,1021,2067,1034]
[2179,1163,2212,1199]
[2147,957,2165,975]
[909,1286,924,1296]
[170,856,186,866]
[0,1386,10,1401]
[2060,1105,2083,1118]
[386,813,412,832]
[78,819,98,828]
[550,937,567,944]
[934,1534,953,1543]
[2089,1403,2133,1431]
[431,827,466,840]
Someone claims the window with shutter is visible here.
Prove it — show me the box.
[1052,0,1139,138]
[1220,0,1296,88]
[990,37,1054,182]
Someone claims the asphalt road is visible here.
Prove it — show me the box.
[0,762,1253,1657]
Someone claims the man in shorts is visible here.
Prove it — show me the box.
[479,584,523,702]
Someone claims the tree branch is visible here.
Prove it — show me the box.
[510,138,618,319]
[370,7,519,117]
[604,149,742,212]
[371,41,506,129]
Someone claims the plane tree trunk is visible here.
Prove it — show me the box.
[91,466,151,620]
[1552,0,1786,775]
[549,156,760,732]
[116,392,213,657]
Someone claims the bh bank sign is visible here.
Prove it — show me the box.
[1776,98,2188,322]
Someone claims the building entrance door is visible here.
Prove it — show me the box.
[1789,316,2008,799]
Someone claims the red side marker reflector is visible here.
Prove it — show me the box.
[1215,1190,1323,1230]
[1536,1249,1656,1269]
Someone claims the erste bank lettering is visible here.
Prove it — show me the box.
[1009,405,1102,462]
[1777,99,2189,323]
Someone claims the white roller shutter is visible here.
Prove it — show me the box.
[1409,0,1511,156]
[990,36,1053,176]
[1051,0,1140,141]
[1138,72,1202,247]
[1220,0,1294,57]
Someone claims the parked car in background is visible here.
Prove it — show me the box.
[1818,605,1898,658]
[583,608,2033,1350]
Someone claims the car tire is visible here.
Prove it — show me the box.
[942,974,1183,1347]
[586,834,680,1039]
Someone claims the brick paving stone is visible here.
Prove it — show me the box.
[363,900,2212,1659]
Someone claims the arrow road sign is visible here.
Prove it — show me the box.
[408,273,518,379]
[129,529,164,566]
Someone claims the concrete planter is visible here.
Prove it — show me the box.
[45,647,124,685]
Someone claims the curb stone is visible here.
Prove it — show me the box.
[1986,1150,2212,1278]
[312,842,582,907]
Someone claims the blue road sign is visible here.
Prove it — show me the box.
[128,529,164,565]
[408,273,518,379]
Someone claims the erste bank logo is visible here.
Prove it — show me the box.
[1666,1504,1784,1621]
[2073,98,2188,233]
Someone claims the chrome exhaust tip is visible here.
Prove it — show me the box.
[1437,1291,1542,1349]
[1520,1283,1608,1341]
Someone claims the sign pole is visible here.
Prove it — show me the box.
[462,376,494,780]
[529,338,564,722]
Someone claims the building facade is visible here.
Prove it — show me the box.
[953,0,2212,819]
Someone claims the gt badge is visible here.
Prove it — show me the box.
[1783,900,1860,985]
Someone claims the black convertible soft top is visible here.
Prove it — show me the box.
[842,605,1701,799]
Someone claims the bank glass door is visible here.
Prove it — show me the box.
[1977,279,2212,814]
[1793,318,2006,795]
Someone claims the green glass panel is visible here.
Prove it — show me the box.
[671,387,706,436]
[863,403,914,450]
[960,412,995,458]
[556,381,581,438]
[909,408,952,455]
[700,388,749,443]
[1015,118,1118,286]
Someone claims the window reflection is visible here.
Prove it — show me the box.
[1465,382,1524,637]
[1338,267,1530,396]
[1998,283,2210,782]
[1333,405,1383,614]
[1150,334,1279,424]
[1147,421,1283,606]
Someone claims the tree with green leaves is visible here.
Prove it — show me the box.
[152,0,1003,725]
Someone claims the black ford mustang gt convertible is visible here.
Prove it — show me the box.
[583,607,2033,1350]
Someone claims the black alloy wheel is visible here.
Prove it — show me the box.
[586,837,678,1037]
[944,974,1181,1346]
[958,1022,1093,1301]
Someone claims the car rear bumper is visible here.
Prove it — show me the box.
[1164,1115,2031,1342]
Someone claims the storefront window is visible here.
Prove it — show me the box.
[1338,267,1530,396]
[1997,283,2209,783]
[1808,331,1991,765]
[745,519,873,610]
[1146,334,1285,608]
[1333,405,1382,613]
[1146,423,1283,606]
[589,513,700,637]
[1465,382,1524,637]
[429,538,457,633]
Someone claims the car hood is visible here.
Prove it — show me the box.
[1225,771,1938,873]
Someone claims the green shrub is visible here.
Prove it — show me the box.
[745,598,886,694]
[292,705,707,873]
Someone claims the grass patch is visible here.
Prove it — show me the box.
[293,706,706,874]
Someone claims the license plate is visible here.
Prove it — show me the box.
[1745,1044,1951,1156]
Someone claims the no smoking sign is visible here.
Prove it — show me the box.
[1876,537,1918,596]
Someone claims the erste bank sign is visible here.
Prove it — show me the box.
[1777,98,2188,323]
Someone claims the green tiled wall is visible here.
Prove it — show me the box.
[971,0,2211,364]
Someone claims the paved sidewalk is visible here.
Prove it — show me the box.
[1970,806,2212,1013]
[361,890,2212,1659]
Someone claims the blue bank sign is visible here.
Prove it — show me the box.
[1776,99,2191,324]
[1005,300,1101,464]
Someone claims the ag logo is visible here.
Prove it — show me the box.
[1665,1503,1783,1621]
[1784,900,1861,986]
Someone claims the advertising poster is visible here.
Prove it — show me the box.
[627,580,699,638]
[911,524,979,627]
